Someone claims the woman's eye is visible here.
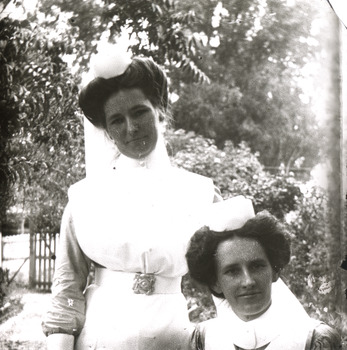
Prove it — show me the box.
[133,109,148,118]
[112,117,124,125]
[251,262,266,270]
[225,268,239,276]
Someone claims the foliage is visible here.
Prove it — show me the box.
[182,277,216,323]
[1,0,329,231]
[0,268,9,309]
[168,129,302,218]
[0,0,222,230]
[0,0,342,335]
[35,0,327,170]
[37,0,209,83]
[169,129,342,333]
[283,187,346,334]
[171,0,325,169]
[0,15,85,232]
[0,17,21,219]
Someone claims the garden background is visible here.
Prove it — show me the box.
[0,0,346,347]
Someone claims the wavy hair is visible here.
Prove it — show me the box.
[186,210,291,298]
[79,57,170,129]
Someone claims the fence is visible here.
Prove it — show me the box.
[0,232,58,291]
[1,233,30,285]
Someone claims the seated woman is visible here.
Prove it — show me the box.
[186,211,341,350]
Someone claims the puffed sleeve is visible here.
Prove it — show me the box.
[42,202,91,336]
[190,323,206,350]
[308,322,341,350]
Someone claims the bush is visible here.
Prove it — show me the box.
[283,185,344,332]
[168,129,303,216]
[0,268,9,309]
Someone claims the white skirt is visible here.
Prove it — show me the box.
[75,268,193,350]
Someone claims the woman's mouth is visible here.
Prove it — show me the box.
[127,136,147,144]
[238,292,261,298]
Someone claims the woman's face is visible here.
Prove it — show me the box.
[104,88,159,159]
[214,236,275,322]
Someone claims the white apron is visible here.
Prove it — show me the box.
[68,155,215,350]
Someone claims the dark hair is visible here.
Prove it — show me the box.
[79,57,169,129]
[186,210,291,298]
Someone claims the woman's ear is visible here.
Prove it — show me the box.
[272,270,280,282]
[158,111,164,122]
[211,281,223,295]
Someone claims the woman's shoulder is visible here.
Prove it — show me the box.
[68,175,109,193]
[190,319,214,350]
[67,177,103,202]
[172,168,216,203]
[308,321,341,350]
[190,318,229,350]
[173,167,210,179]
[194,318,225,339]
[68,178,88,195]
[172,167,214,188]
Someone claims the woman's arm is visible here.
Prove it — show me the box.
[189,324,206,350]
[309,322,341,350]
[42,203,91,348]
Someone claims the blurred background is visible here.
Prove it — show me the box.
[0,0,346,346]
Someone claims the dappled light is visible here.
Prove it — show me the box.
[0,0,346,348]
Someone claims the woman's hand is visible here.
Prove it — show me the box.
[47,333,74,350]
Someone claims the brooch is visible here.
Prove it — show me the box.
[133,273,156,295]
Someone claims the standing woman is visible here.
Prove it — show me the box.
[42,50,254,350]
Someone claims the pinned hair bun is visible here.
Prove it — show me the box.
[79,49,169,129]
[91,46,132,79]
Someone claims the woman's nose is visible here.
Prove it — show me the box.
[241,269,256,287]
[127,119,139,135]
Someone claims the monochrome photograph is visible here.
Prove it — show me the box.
[0,0,346,349]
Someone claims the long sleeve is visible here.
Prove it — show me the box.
[42,202,91,336]
[190,324,206,350]
[308,322,341,350]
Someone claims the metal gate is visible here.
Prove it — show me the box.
[29,233,58,291]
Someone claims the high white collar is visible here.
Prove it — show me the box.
[114,133,171,172]
[212,279,312,350]
[84,117,172,178]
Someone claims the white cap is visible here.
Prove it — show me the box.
[91,43,132,79]
[204,196,255,232]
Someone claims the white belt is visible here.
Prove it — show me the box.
[94,267,182,295]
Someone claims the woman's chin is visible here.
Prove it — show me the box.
[126,147,154,160]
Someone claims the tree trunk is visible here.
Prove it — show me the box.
[340,10,347,320]
[323,9,346,328]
